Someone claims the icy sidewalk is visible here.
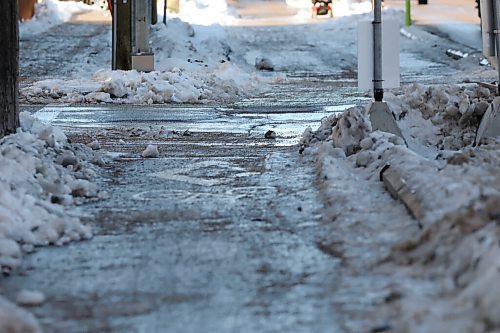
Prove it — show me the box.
[301,83,500,332]
[0,112,105,331]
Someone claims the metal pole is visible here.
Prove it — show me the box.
[493,0,500,95]
[405,0,411,26]
[132,0,152,54]
[373,0,383,101]
[131,0,154,71]
[480,0,495,59]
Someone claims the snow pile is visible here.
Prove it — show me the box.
[20,5,268,104]
[22,61,264,104]
[0,113,103,332]
[0,112,103,276]
[301,83,500,332]
[19,0,96,37]
[142,144,159,158]
[0,295,42,333]
[288,0,372,19]
[305,84,499,225]
[386,83,492,152]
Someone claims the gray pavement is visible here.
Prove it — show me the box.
[4,103,345,333]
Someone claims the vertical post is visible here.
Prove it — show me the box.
[131,0,154,71]
[493,0,500,95]
[112,0,132,70]
[373,0,383,101]
[0,0,19,138]
[405,0,411,26]
[163,0,167,25]
[151,0,157,25]
[132,0,151,54]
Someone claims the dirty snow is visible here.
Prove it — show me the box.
[20,0,268,105]
[0,112,100,271]
[301,83,500,332]
[0,113,103,329]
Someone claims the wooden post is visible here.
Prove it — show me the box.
[112,0,132,70]
[0,0,19,138]
[151,0,157,25]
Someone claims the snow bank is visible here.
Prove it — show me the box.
[20,0,97,37]
[301,83,500,331]
[22,61,265,104]
[20,5,268,104]
[0,112,102,276]
[0,113,103,331]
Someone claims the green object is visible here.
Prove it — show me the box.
[405,0,411,26]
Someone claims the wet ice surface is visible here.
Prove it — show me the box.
[32,103,355,146]
[4,156,339,333]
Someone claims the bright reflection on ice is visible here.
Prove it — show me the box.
[323,104,355,113]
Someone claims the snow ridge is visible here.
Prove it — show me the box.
[302,83,500,332]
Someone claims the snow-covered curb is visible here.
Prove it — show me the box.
[301,83,500,332]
